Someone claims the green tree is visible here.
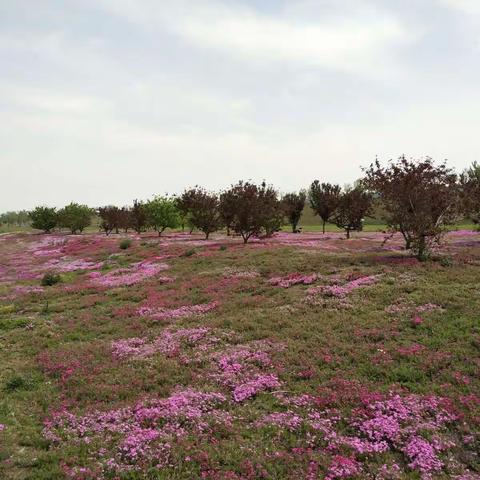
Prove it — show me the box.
[145,196,179,236]
[308,182,341,233]
[29,206,58,233]
[58,203,93,234]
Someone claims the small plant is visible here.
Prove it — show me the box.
[41,272,62,286]
[439,255,454,267]
[119,238,132,250]
[5,375,31,392]
[219,245,227,251]
[182,248,196,257]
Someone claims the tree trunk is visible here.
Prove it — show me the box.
[322,219,326,234]
[417,236,427,261]
[346,228,350,239]
[205,232,210,240]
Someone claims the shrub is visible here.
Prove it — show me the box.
[5,375,33,392]
[29,206,58,233]
[182,248,196,257]
[119,238,132,250]
[41,272,62,286]
[58,203,93,234]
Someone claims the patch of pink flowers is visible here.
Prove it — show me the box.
[232,374,281,402]
[13,285,44,295]
[308,274,381,298]
[326,456,361,479]
[210,340,283,402]
[43,258,103,272]
[396,343,425,356]
[416,303,443,313]
[138,301,219,320]
[90,261,170,287]
[44,388,230,476]
[269,273,318,288]
[111,327,218,361]
[0,424,6,431]
[256,412,303,430]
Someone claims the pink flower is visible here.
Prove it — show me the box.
[269,273,318,288]
[232,374,280,402]
[137,301,219,321]
[326,456,361,479]
[411,316,423,327]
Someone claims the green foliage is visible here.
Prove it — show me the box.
[308,182,341,233]
[145,196,179,236]
[41,272,62,286]
[119,238,132,250]
[5,375,34,392]
[0,210,31,227]
[58,203,93,234]
[28,206,58,233]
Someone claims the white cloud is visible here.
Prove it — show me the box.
[94,0,413,76]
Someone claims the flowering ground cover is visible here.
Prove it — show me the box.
[0,230,479,479]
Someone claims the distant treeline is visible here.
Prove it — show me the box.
[2,157,480,259]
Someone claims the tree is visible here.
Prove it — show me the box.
[308,182,341,233]
[58,203,92,234]
[221,181,281,244]
[460,161,480,224]
[29,206,58,233]
[363,156,459,260]
[130,200,147,234]
[117,207,132,233]
[145,196,179,236]
[282,191,306,233]
[176,190,197,234]
[98,206,122,235]
[180,187,222,239]
[259,183,283,237]
[218,189,236,236]
[332,187,372,239]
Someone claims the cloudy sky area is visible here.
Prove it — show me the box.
[1,0,479,210]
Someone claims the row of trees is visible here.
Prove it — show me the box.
[0,210,30,227]
[4,158,480,259]
[29,204,94,234]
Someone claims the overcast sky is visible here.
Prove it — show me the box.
[1,0,479,211]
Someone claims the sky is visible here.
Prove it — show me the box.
[1,0,480,211]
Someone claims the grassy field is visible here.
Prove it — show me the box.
[0,230,479,479]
